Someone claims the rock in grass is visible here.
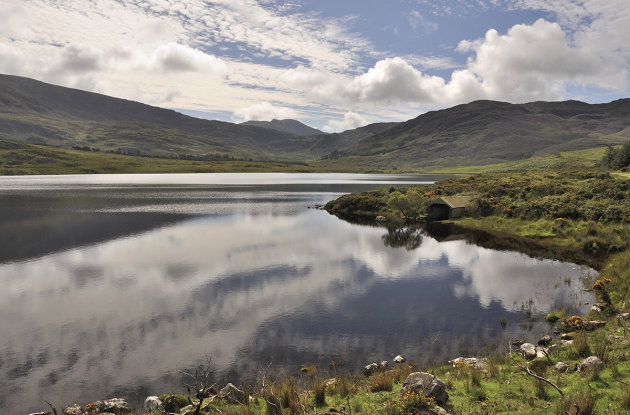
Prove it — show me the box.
[449,357,487,371]
[555,362,569,373]
[363,363,379,376]
[219,383,245,404]
[144,396,162,412]
[519,343,537,360]
[94,398,131,414]
[579,356,604,372]
[393,354,406,363]
[62,405,82,415]
[401,372,449,405]
[538,335,552,346]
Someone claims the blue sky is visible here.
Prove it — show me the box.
[1,0,629,131]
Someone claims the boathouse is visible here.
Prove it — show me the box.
[427,196,472,221]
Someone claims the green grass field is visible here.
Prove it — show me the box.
[0,140,344,175]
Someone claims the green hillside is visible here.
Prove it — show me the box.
[315,99,630,169]
[0,75,376,162]
[0,140,329,175]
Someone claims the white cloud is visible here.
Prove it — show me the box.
[288,17,628,108]
[323,111,369,133]
[234,101,298,121]
[150,43,228,73]
[408,10,439,33]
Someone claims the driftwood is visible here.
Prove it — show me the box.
[519,364,564,396]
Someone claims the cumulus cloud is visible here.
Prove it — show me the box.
[289,18,628,108]
[234,101,298,121]
[323,111,369,133]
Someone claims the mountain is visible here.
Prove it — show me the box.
[241,119,324,136]
[317,99,630,169]
[2,74,629,170]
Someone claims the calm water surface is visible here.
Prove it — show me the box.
[0,173,595,413]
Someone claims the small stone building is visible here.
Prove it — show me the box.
[427,196,472,221]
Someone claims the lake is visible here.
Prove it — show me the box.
[0,173,595,413]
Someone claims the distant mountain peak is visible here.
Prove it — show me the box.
[241,119,324,136]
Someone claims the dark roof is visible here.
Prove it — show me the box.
[430,196,472,209]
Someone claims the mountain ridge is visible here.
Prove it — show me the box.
[1,74,629,170]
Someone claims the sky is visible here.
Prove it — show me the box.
[1,0,630,132]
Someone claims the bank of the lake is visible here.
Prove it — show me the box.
[38,169,630,415]
[319,168,630,414]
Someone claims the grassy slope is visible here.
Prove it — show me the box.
[314,99,630,170]
[0,140,337,175]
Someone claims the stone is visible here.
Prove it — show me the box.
[375,215,387,223]
[559,339,573,347]
[560,333,573,340]
[555,362,569,373]
[393,354,406,363]
[511,339,525,346]
[579,356,604,372]
[219,383,245,404]
[94,398,131,414]
[519,343,537,360]
[379,360,389,370]
[29,412,51,415]
[324,378,337,388]
[590,305,602,313]
[363,363,379,376]
[537,335,552,346]
[144,396,162,412]
[62,404,83,415]
[618,313,630,321]
[449,357,487,371]
[401,372,449,405]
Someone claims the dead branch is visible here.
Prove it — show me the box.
[519,364,564,396]
[44,400,58,415]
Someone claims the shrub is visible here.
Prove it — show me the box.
[556,389,597,415]
[369,371,393,392]
[311,381,326,408]
[387,391,435,415]
[570,331,591,359]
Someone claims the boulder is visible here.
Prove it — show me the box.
[379,360,389,370]
[401,372,449,405]
[579,356,604,372]
[393,354,406,363]
[519,343,537,360]
[363,363,379,376]
[555,362,569,373]
[62,405,83,415]
[144,396,163,412]
[537,335,552,346]
[94,398,131,414]
[219,383,245,404]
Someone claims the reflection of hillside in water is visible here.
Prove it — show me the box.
[0,211,594,413]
